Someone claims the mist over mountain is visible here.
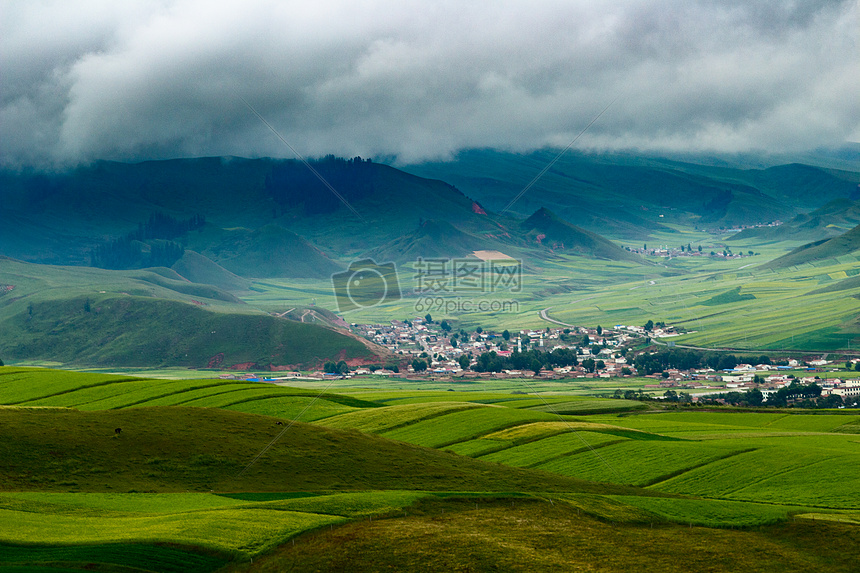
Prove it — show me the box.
[3,153,857,272]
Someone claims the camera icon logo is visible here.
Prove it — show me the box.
[331,259,401,313]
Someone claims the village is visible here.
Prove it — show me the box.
[218,316,860,405]
[626,244,757,259]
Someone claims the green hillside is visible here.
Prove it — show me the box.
[764,223,860,269]
[1,368,858,572]
[0,294,376,368]
[0,259,383,368]
[404,150,857,238]
[732,198,860,243]
[0,157,497,267]
[171,250,251,292]
[247,500,859,573]
[368,219,499,263]
[188,224,343,279]
[130,268,242,303]
[0,406,611,494]
[521,207,643,263]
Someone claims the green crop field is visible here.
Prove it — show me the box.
[319,402,484,433]
[223,396,360,421]
[323,389,646,413]
[589,411,859,437]
[536,439,747,486]
[1,366,858,572]
[607,495,813,528]
[377,406,561,448]
[480,430,628,467]
[0,496,344,556]
[651,436,860,508]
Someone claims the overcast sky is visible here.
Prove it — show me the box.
[1,0,858,169]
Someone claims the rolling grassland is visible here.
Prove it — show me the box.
[233,243,860,351]
[1,367,858,572]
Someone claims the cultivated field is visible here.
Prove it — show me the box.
[1,366,858,572]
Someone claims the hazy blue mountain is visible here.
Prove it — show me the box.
[731,198,860,243]
[402,149,858,238]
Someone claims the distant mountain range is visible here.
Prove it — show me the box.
[4,152,856,273]
[2,150,858,367]
[1,155,659,274]
[403,150,859,238]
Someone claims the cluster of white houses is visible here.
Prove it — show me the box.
[218,319,859,402]
[351,320,648,378]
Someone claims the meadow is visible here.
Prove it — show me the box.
[5,219,860,372]
[233,240,860,354]
[1,366,858,572]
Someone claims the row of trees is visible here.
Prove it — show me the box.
[699,381,836,408]
[89,212,204,270]
[324,361,400,374]
[322,360,350,374]
[128,212,205,241]
[633,348,772,376]
[469,348,581,374]
[615,389,694,403]
[264,156,375,216]
[90,237,185,270]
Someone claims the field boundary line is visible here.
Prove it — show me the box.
[5,377,146,406]
[219,392,382,410]
[144,387,291,408]
[514,377,625,482]
[237,379,340,477]
[524,439,629,469]
[398,416,554,450]
[326,403,483,434]
[98,381,240,409]
[644,448,757,488]
[466,427,588,459]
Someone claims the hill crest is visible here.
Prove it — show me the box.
[521,207,643,263]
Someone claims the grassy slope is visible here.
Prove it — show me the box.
[0,406,631,494]
[0,295,377,367]
[520,207,644,263]
[731,198,860,243]
[764,223,860,269]
[0,259,383,368]
[171,250,251,292]
[282,162,499,257]
[186,224,343,279]
[1,368,858,571]
[0,157,506,266]
[403,150,858,237]
[232,497,860,573]
[367,219,499,263]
